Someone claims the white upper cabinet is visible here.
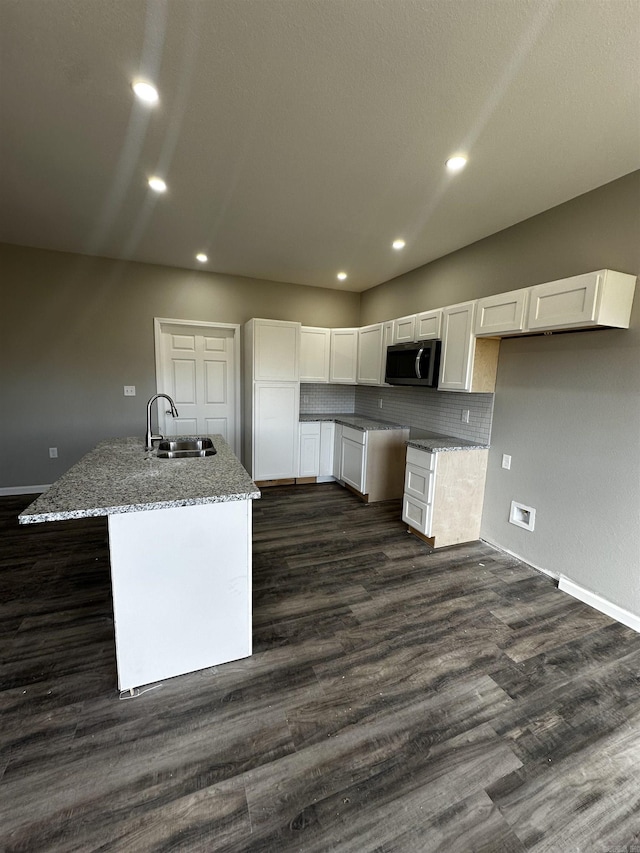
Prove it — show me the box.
[300,326,331,382]
[250,318,300,381]
[415,309,442,340]
[526,269,636,332]
[357,323,385,385]
[392,314,416,344]
[438,302,476,391]
[329,328,358,383]
[475,289,530,336]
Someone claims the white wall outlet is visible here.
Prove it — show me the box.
[124,386,136,396]
[303,395,309,404]
[378,398,383,409]
[461,409,470,423]
[502,454,511,470]
[49,447,58,459]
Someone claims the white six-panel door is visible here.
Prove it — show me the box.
[155,320,241,455]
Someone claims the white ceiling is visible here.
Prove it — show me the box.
[1,0,639,292]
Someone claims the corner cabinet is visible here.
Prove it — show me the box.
[402,445,489,548]
[300,326,331,382]
[439,302,500,393]
[243,319,300,484]
[339,425,410,502]
[329,328,358,383]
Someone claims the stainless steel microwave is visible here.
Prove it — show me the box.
[385,340,442,387]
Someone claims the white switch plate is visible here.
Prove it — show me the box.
[124,386,136,396]
[502,454,511,470]
[461,409,470,423]
[378,399,383,409]
[49,447,58,458]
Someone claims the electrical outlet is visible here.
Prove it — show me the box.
[502,454,511,470]
[378,398,383,409]
[49,447,58,459]
[461,409,470,423]
[124,386,136,396]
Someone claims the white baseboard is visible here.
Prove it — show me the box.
[0,485,51,497]
[558,576,640,635]
[480,537,559,581]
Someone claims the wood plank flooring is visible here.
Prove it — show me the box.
[2,484,640,852]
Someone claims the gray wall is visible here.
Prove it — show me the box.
[0,244,359,489]
[361,170,640,618]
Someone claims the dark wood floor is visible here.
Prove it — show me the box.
[1,485,640,852]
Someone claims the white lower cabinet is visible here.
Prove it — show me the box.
[402,445,489,548]
[253,382,299,481]
[340,426,367,493]
[333,424,343,480]
[298,422,321,477]
[319,422,335,480]
[298,421,335,480]
[340,426,409,502]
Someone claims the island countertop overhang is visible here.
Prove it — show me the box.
[19,435,260,525]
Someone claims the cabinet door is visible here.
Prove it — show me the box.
[341,437,366,493]
[392,315,416,344]
[402,495,433,536]
[300,327,330,382]
[438,302,476,392]
[357,323,384,385]
[475,289,529,335]
[253,382,299,479]
[254,320,300,381]
[298,423,321,477]
[333,424,343,480]
[330,329,358,383]
[319,422,335,477]
[415,310,442,340]
[526,272,600,331]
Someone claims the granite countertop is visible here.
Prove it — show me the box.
[299,413,409,431]
[406,432,489,452]
[19,435,260,525]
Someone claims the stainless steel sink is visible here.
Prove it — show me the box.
[156,437,216,458]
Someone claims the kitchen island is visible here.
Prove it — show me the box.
[20,436,260,692]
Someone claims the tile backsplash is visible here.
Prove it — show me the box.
[300,383,494,444]
[300,384,356,413]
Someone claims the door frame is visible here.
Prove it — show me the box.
[153,317,242,457]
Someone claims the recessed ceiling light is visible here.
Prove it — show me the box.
[196,253,208,263]
[132,80,159,105]
[392,239,405,250]
[445,155,467,173]
[148,176,167,193]
[337,272,347,281]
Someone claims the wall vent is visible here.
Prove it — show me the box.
[509,501,536,531]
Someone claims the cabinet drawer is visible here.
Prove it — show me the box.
[342,425,366,445]
[406,446,435,470]
[404,463,434,503]
[402,495,432,536]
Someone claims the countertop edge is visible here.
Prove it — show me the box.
[18,490,262,525]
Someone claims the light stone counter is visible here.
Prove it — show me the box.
[406,432,489,452]
[19,435,260,525]
[299,413,409,431]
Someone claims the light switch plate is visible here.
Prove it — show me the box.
[124,386,136,396]
[502,454,511,469]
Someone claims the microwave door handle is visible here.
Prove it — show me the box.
[414,347,424,379]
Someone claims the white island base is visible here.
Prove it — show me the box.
[108,500,252,692]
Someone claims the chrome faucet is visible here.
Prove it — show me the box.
[145,393,179,450]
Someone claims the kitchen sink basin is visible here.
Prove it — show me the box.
[156,437,216,458]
